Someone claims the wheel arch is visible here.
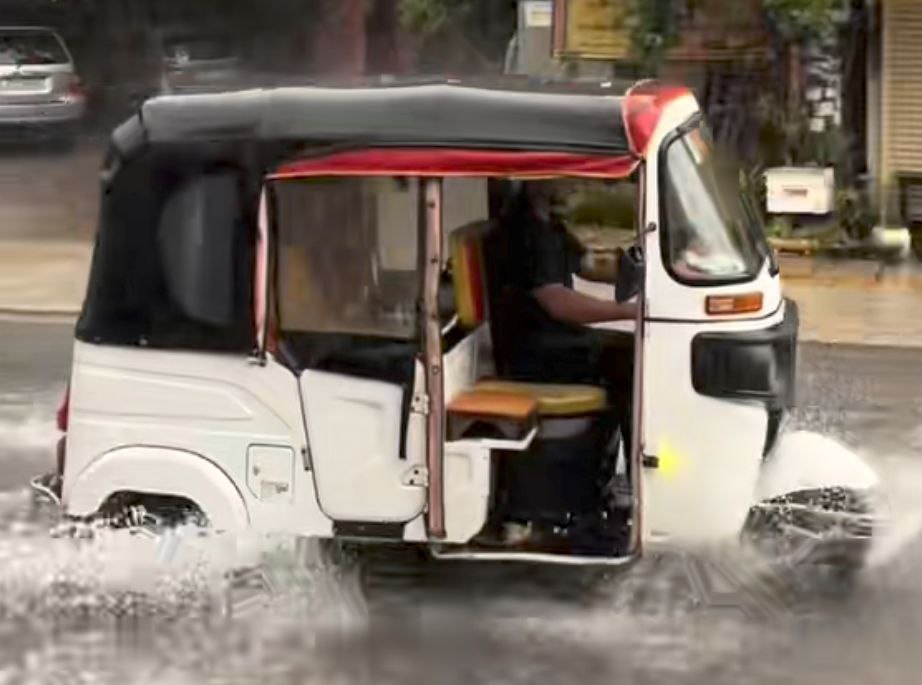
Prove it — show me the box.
[64,445,251,532]
[755,431,879,503]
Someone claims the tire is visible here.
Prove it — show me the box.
[741,489,873,588]
[99,492,208,531]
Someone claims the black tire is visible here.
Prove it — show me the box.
[100,492,208,530]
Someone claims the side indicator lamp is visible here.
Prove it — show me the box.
[706,292,763,316]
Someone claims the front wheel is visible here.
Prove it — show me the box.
[741,487,875,586]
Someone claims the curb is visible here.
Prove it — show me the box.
[0,305,79,323]
[798,333,922,349]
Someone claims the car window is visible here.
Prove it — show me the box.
[0,31,69,66]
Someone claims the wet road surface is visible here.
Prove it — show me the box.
[1,320,922,684]
[0,138,101,242]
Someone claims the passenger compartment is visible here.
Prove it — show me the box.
[444,218,627,553]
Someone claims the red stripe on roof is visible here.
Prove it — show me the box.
[270,148,638,180]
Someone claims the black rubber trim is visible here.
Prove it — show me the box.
[333,521,406,540]
[691,299,799,411]
[763,408,784,457]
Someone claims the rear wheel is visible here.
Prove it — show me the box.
[98,492,208,531]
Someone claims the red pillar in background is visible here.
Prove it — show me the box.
[312,0,368,77]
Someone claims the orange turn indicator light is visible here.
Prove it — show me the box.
[706,292,764,316]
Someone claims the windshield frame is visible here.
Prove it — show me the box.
[657,114,767,288]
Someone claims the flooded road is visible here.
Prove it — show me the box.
[1,320,922,684]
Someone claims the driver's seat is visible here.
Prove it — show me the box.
[447,221,606,431]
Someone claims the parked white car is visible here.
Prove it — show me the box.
[0,27,86,142]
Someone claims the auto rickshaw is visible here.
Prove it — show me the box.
[33,80,879,567]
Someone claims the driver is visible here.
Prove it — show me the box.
[495,180,637,452]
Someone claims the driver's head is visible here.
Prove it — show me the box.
[522,181,563,219]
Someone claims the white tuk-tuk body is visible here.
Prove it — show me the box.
[44,82,876,565]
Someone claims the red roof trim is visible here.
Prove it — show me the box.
[623,81,693,157]
[270,148,639,180]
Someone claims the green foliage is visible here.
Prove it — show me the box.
[762,0,843,41]
[566,185,637,229]
[835,187,874,240]
[398,0,467,38]
[397,0,514,71]
[765,216,793,239]
[630,0,680,73]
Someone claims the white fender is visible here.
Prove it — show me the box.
[64,446,251,533]
[755,431,879,502]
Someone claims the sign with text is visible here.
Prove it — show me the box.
[553,0,634,60]
[524,0,553,28]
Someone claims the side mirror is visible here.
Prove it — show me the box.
[615,245,644,303]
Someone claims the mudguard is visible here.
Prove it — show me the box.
[65,446,251,533]
[754,431,879,502]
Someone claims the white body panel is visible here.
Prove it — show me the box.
[299,369,426,523]
[638,95,785,545]
[639,311,780,544]
[64,342,332,537]
[67,446,250,532]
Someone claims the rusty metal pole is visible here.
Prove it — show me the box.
[421,178,445,539]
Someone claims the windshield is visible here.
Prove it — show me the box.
[273,177,419,339]
[661,125,764,283]
[0,31,68,66]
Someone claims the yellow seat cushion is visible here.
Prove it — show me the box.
[472,380,607,417]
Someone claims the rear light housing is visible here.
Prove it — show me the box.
[63,77,86,103]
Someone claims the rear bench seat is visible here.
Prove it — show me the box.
[446,220,607,442]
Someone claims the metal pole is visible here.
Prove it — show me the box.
[422,178,445,539]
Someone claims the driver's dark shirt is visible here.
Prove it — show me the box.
[491,199,636,462]
[497,205,599,384]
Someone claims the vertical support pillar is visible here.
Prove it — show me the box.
[421,178,445,539]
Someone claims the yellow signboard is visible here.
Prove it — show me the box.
[554,0,634,60]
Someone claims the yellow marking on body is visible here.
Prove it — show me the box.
[657,439,684,478]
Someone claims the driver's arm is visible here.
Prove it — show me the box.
[533,284,636,325]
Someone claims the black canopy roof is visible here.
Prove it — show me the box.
[114,83,631,158]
